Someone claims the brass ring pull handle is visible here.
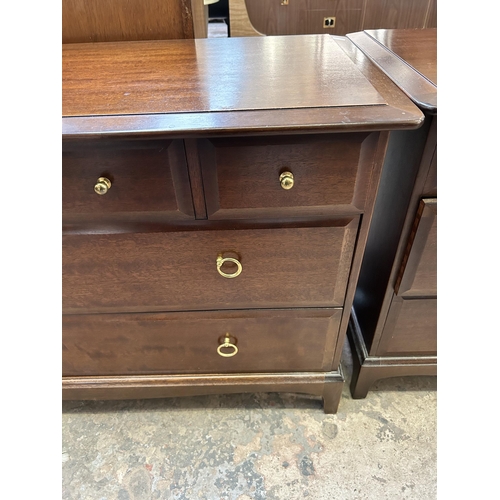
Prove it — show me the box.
[279,171,294,190]
[216,254,242,278]
[217,333,238,357]
[94,177,112,195]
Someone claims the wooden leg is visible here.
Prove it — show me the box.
[347,310,436,398]
[322,375,343,414]
[350,364,378,399]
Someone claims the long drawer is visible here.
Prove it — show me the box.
[63,221,358,314]
[62,308,342,376]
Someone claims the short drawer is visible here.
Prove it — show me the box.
[62,139,194,222]
[62,308,342,376]
[62,220,358,314]
[197,133,378,219]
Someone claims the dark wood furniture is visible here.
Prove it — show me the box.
[229,0,436,37]
[345,28,437,398]
[62,34,423,413]
[62,0,201,43]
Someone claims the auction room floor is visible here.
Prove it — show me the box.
[62,341,437,500]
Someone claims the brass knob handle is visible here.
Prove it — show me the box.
[280,171,294,190]
[216,254,242,279]
[94,177,112,195]
[217,333,238,357]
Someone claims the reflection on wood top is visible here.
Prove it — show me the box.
[63,35,386,116]
[62,34,425,136]
[347,29,437,112]
[366,29,437,85]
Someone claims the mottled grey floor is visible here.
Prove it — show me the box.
[62,343,436,500]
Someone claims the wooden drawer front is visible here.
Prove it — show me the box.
[62,139,194,220]
[198,133,376,219]
[62,308,342,376]
[395,198,437,297]
[377,297,437,356]
[63,220,358,314]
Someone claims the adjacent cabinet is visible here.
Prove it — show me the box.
[62,34,424,412]
[346,29,437,398]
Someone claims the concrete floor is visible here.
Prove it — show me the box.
[62,342,437,499]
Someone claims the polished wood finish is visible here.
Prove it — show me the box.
[346,29,437,397]
[62,0,195,43]
[362,0,430,31]
[198,133,378,219]
[62,139,195,223]
[377,297,437,355]
[184,139,209,219]
[244,0,365,36]
[348,310,436,399]
[191,0,209,38]
[395,198,437,296]
[63,308,342,376]
[228,0,264,36]
[348,29,437,111]
[63,371,345,413]
[365,29,437,85]
[63,222,358,313]
[62,36,385,118]
[425,0,437,29]
[62,34,425,412]
[62,36,423,137]
[230,0,436,37]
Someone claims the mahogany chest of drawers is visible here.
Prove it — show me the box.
[346,29,437,397]
[62,34,423,412]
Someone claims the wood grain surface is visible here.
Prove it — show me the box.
[61,30,426,411]
[63,308,342,376]
[62,35,423,137]
[234,0,436,37]
[347,29,437,111]
[348,309,436,398]
[228,0,265,36]
[395,198,437,297]
[362,0,430,31]
[62,371,345,414]
[62,222,358,314]
[345,29,437,397]
[376,297,437,355]
[62,35,385,118]
[62,0,195,43]
[62,138,195,220]
[198,132,376,219]
[365,28,437,85]
[244,0,365,36]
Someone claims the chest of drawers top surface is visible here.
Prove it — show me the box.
[347,29,437,112]
[62,34,423,137]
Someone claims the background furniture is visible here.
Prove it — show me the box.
[229,0,436,37]
[62,0,211,42]
[345,28,437,398]
[62,34,423,413]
